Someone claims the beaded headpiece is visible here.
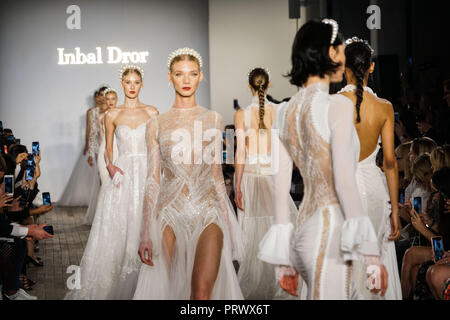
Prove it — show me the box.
[321,18,339,44]
[167,47,203,69]
[345,36,375,55]
[248,67,271,81]
[103,87,117,96]
[119,65,144,80]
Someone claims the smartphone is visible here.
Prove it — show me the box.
[431,236,444,263]
[27,153,35,167]
[25,165,35,181]
[42,192,51,205]
[4,175,14,196]
[394,112,400,122]
[233,99,239,110]
[32,141,39,156]
[19,189,30,207]
[3,145,7,154]
[399,189,405,205]
[43,225,54,235]
[413,197,422,214]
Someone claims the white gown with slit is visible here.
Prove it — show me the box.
[133,106,244,300]
[65,121,149,300]
[258,83,381,300]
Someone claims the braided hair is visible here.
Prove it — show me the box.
[344,42,373,123]
[249,68,269,129]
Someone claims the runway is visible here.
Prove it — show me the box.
[27,207,90,300]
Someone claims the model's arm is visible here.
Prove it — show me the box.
[84,109,91,155]
[104,111,123,178]
[138,115,161,266]
[234,109,246,210]
[328,95,380,260]
[381,102,401,241]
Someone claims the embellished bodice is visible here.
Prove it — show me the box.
[114,122,147,157]
[280,83,359,227]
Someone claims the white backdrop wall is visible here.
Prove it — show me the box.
[0,0,210,201]
[208,0,306,126]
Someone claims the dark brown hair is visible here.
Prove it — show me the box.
[249,68,270,130]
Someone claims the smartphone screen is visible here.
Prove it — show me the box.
[399,189,405,205]
[42,192,51,205]
[32,141,39,156]
[413,197,422,214]
[432,237,444,262]
[27,153,35,167]
[25,166,34,181]
[43,225,54,235]
[4,175,14,195]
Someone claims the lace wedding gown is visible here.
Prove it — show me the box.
[258,82,380,300]
[338,85,402,300]
[84,107,101,223]
[58,107,100,206]
[65,120,149,300]
[236,96,300,300]
[133,106,244,300]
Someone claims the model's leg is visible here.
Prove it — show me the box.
[162,225,176,265]
[190,223,223,300]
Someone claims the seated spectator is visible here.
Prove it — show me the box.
[0,153,53,300]
[395,141,413,189]
[426,251,450,300]
[401,166,450,299]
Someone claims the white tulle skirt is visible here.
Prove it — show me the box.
[58,153,99,207]
[237,170,300,300]
[64,153,147,300]
[353,162,402,300]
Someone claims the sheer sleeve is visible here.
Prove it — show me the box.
[328,95,380,262]
[211,112,245,261]
[140,115,161,246]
